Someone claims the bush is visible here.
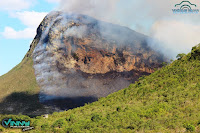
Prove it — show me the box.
[0,127,4,132]
[116,106,122,112]
[176,53,186,60]
[184,123,195,132]
[191,45,200,60]
[36,116,42,119]
[52,119,66,128]
[41,123,49,130]
[91,113,102,122]
[161,62,167,67]
[32,120,39,128]
[67,114,76,123]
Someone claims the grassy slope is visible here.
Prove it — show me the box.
[0,29,41,102]
[1,45,200,133]
[0,58,48,117]
[0,57,40,100]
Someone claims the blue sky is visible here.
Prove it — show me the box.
[0,0,59,76]
[1,0,200,76]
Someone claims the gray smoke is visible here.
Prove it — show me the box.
[33,0,200,104]
[33,12,139,103]
[33,14,88,102]
[57,0,200,59]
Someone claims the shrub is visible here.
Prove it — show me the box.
[0,127,4,132]
[191,45,200,60]
[116,106,122,112]
[161,62,167,67]
[176,53,186,60]
[67,114,76,123]
[36,116,42,119]
[91,113,102,122]
[41,123,49,130]
[52,119,66,128]
[184,123,195,132]
[32,120,39,128]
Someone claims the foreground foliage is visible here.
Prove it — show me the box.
[1,44,200,133]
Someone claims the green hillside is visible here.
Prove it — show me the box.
[0,33,40,100]
[0,32,51,116]
[0,57,39,100]
[0,44,200,133]
[0,57,48,116]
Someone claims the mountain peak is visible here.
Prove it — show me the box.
[29,11,166,108]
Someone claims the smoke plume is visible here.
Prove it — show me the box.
[32,0,200,107]
[33,12,164,105]
[57,0,200,59]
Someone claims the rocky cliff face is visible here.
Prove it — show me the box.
[29,11,165,109]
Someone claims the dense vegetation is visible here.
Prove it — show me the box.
[0,44,200,132]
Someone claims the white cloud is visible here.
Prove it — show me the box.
[11,11,48,28]
[1,11,47,39]
[149,20,200,59]
[0,0,34,11]
[1,27,35,39]
[46,0,61,3]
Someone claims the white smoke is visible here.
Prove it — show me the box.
[59,0,118,23]
[33,12,150,103]
[149,20,200,58]
[33,14,68,102]
[57,0,200,59]
[33,0,200,103]
[64,25,87,38]
[32,13,110,102]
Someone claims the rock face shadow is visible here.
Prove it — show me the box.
[0,92,97,117]
[40,94,98,110]
[0,92,44,117]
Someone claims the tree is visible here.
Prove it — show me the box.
[176,53,186,60]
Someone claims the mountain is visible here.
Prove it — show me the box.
[0,11,165,116]
[1,44,200,133]
[0,11,166,115]
[0,11,200,133]
[31,11,165,108]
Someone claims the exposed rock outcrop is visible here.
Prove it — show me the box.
[31,11,166,109]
